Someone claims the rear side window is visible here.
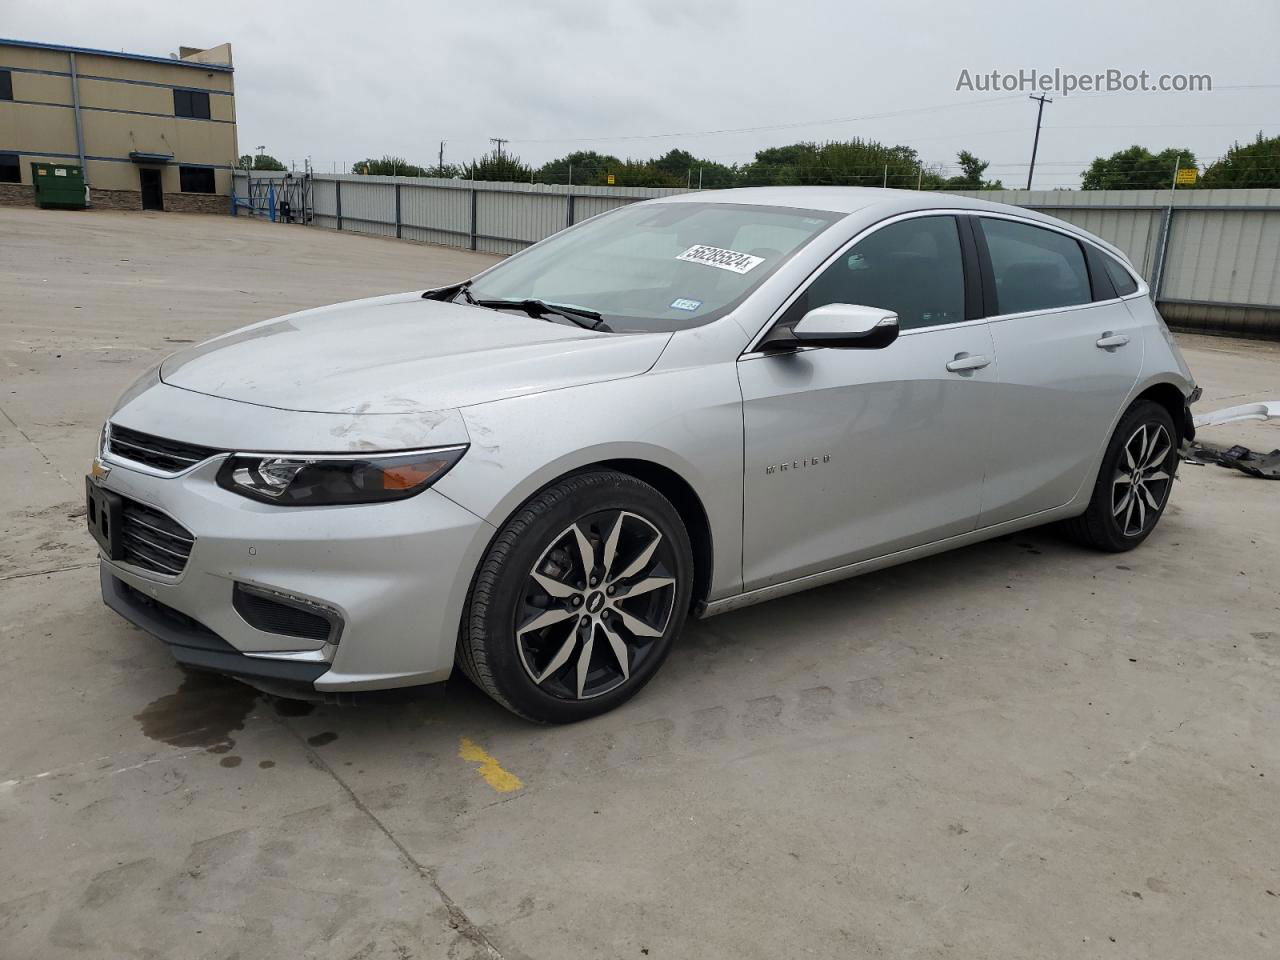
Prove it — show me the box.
[980,218,1091,315]
[1102,255,1139,296]
[782,215,967,330]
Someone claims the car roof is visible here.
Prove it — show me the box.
[649,187,1130,262]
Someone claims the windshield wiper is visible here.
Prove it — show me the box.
[471,298,611,332]
[421,279,477,305]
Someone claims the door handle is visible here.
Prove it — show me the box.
[1096,333,1131,349]
[945,354,991,373]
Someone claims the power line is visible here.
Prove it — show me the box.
[506,94,1028,144]
[502,83,1280,147]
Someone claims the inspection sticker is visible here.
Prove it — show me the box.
[676,244,765,275]
[670,298,702,311]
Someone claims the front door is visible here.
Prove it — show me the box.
[739,214,996,591]
[139,168,164,211]
[973,216,1144,527]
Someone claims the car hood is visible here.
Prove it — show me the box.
[160,291,672,414]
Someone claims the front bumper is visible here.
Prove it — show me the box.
[96,456,494,693]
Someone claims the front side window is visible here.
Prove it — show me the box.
[173,88,211,119]
[1102,254,1140,296]
[0,152,19,184]
[780,215,967,331]
[179,166,215,193]
[980,218,1091,315]
[468,202,841,333]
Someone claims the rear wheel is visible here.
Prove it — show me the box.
[459,470,693,723]
[1060,400,1178,552]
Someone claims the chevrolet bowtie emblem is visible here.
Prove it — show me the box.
[90,458,111,481]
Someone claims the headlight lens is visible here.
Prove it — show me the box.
[216,446,467,506]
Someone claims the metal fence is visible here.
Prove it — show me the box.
[232,171,1280,338]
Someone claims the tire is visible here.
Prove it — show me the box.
[1060,399,1179,552]
[458,470,694,723]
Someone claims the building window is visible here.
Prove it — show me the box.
[173,88,211,119]
[0,153,19,184]
[179,166,216,193]
[0,70,12,101]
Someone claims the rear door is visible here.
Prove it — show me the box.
[738,213,996,590]
[974,216,1143,527]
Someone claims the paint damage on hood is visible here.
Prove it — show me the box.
[160,291,672,414]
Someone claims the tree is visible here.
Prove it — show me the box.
[467,150,533,182]
[1200,133,1280,188]
[351,155,433,177]
[650,149,738,188]
[942,151,1004,191]
[739,139,938,189]
[1080,145,1197,190]
[536,150,621,185]
[238,153,286,171]
[534,148,739,188]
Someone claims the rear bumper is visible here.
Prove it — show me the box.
[1184,385,1201,443]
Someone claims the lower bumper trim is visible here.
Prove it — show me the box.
[101,567,327,688]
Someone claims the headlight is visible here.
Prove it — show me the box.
[216,446,467,506]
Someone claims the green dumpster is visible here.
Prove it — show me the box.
[31,161,88,210]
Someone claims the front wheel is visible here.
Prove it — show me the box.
[458,470,694,723]
[1060,399,1179,552]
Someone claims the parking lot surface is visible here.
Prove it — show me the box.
[2,208,1278,959]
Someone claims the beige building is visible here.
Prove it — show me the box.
[0,38,236,213]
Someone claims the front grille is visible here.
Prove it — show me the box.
[107,424,221,474]
[120,499,195,576]
[232,584,336,642]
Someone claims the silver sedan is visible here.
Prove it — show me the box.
[88,187,1197,722]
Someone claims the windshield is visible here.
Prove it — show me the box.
[468,201,842,333]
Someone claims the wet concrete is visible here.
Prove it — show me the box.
[133,672,257,749]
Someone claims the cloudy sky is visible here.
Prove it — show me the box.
[7,0,1277,186]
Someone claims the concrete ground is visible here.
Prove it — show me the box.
[2,208,1278,960]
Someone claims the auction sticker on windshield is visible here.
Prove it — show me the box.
[676,244,765,275]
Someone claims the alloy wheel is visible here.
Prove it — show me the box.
[515,510,678,700]
[1112,422,1173,537]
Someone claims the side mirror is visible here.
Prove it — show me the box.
[790,303,899,350]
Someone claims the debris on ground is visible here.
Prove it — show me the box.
[1192,400,1280,429]
[1182,442,1280,480]
[1182,399,1280,480]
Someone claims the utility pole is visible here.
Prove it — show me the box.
[489,137,508,159]
[1025,94,1052,190]
[438,140,446,176]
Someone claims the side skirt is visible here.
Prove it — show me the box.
[699,502,1083,618]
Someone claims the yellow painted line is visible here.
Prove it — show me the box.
[458,737,524,793]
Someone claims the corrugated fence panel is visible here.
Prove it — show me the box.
[401,184,472,248]
[477,190,567,255]
[334,179,396,238]
[1162,209,1280,306]
[311,178,338,228]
